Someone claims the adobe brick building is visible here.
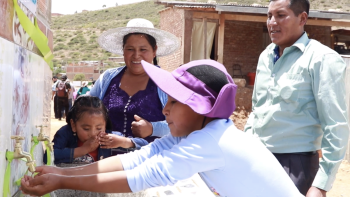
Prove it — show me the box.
[156,1,350,111]
[65,61,102,81]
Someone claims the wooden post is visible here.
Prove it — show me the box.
[217,14,225,64]
[203,17,207,59]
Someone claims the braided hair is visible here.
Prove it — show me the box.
[66,95,112,130]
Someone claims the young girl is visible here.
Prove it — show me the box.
[23,60,302,197]
[45,95,113,164]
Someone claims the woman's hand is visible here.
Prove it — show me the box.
[99,133,135,149]
[131,115,153,138]
[35,166,65,176]
[21,174,62,196]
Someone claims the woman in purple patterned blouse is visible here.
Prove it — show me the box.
[90,18,180,154]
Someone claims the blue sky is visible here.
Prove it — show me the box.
[52,0,148,15]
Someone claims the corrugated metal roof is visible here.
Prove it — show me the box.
[157,1,350,20]
[174,5,215,8]
[158,1,268,8]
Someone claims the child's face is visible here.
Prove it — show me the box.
[163,96,205,137]
[70,113,106,142]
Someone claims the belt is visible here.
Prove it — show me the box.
[274,151,317,156]
[111,147,136,155]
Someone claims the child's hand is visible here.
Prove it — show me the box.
[35,166,65,176]
[131,115,153,138]
[21,174,61,196]
[82,136,100,153]
[99,133,134,149]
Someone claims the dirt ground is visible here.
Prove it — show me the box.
[50,103,350,196]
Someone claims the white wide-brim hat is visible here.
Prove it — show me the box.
[98,18,180,57]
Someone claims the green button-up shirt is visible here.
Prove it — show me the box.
[244,33,349,191]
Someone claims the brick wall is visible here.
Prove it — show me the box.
[65,65,100,81]
[305,25,332,47]
[223,21,264,77]
[158,8,184,71]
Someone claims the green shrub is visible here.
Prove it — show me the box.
[54,43,68,51]
[56,37,66,42]
[74,73,86,81]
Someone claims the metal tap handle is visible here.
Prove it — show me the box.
[36,125,48,134]
[36,125,48,130]
[11,136,25,142]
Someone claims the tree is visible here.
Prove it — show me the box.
[73,73,86,81]
[53,68,64,77]
[116,2,118,6]
[102,5,106,7]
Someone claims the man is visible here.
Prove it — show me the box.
[51,76,60,119]
[56,75,71,120]
[244,0,349,196]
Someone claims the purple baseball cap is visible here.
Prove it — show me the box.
[141,59,237,119]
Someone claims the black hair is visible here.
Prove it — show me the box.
[270,0,310,15]
[186,65,229,94]
[66,95,112,130]
[52,76,58,79]
[123,33,158,65]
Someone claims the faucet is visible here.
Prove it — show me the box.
[11,136,36,173]
[36,125,54,151]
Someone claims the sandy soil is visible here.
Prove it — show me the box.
[50,103,350,196]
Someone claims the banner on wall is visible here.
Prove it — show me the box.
[19,0,38,16]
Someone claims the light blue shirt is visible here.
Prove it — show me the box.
[119,119,302,197]
[90,66,170,139]
[52,80,60,92]
[244,33,349,191]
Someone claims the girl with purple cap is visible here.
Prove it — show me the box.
[21,60,303,197]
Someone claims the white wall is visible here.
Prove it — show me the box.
[0,37,52,195]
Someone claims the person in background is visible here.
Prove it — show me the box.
[21,60,303,197]
[66,79,75,110]
[244,0,349,196]
[90,18,180,154]
[77,81,90,97]
[51,76,60,119]
[56,75,71,121]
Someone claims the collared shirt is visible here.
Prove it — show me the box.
[244,32,349,191]
[120,119,302,197]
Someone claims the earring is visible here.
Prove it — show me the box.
[73,132,76,136]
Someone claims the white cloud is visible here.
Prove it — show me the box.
[52,0,148,15]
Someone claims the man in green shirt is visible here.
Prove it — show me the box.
[244,0,349,196]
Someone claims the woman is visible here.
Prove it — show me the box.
[77,81,90,97]
[90,18,180,153]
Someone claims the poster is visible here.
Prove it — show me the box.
[0,37,50,195]
[19,0,37,16]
